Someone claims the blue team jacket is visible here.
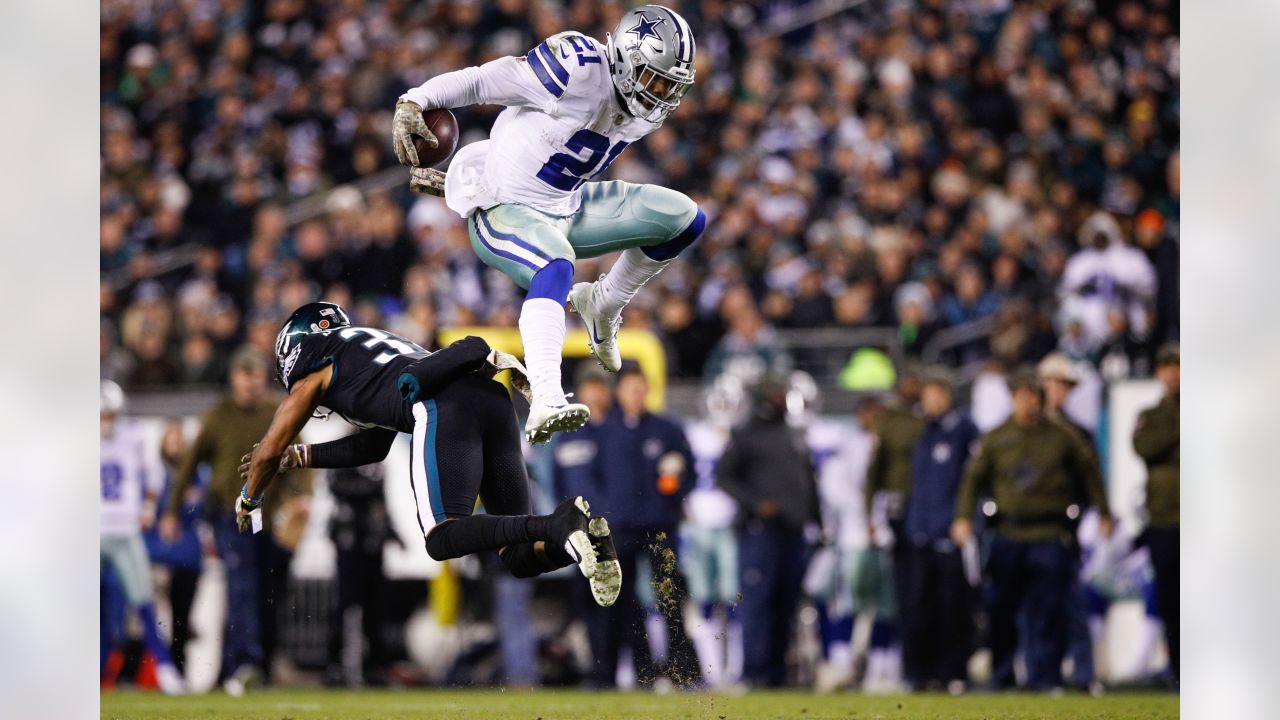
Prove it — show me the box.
[903,410,981,545]
[589,408,694,531]
[551,421,608,504]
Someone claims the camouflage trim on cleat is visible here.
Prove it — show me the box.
[525,404,590,445]
[586,517,622,607]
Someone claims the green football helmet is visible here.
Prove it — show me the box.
[273,302,351,386]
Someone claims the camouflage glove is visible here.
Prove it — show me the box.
[392,99,435,167]
[238,443,308,481]
[235,484,263,534]
[479,349,532,403]
[409,166,446,197]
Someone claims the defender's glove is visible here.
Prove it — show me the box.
[238,443,308,481]
[478,349,533,403]
[392,99,435,167]
[409,166,446,197]
[235,484,263,534]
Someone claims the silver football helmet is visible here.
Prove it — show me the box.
[101,379,125,415]
[605,5,696,124]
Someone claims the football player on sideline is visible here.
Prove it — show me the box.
[100,381,187,694]
[393,5,705,444]
[237,302,621,607]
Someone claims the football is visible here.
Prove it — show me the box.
[413,107,459,168]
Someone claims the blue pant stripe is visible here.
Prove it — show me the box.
[423,399,446,522]
[473,214,542,272]
[525,50,564,97]
[478,210,554,262]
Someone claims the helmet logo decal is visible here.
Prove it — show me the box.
[626,12,665,43]
[318,319,330,329]
[280,345,302,387]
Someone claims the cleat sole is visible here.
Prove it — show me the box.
[525,406,590,445]
[586,517,622,607]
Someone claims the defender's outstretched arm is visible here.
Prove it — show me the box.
[237,367,329,531]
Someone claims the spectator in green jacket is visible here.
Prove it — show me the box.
[952,369,1112,691]
[1134,344,1179,686]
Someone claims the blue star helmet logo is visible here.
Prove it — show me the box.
[626,12,666,43]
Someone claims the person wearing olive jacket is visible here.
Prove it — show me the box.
[862,368,925,676]
[950,369,1113,691]
[1134,344,1179,686]
[864,368,925,533]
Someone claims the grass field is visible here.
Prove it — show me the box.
[101,688,1178,719]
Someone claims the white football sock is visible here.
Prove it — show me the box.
[829,641,854,674]
[725,618,745,684]
[646,611,669,666]
[595,248,672,317]
[689,615,725,687]
[519,298,568,405]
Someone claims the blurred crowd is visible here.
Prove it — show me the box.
[100,0,1179,388]
[102,347,1180,693]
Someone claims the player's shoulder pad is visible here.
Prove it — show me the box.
[524,31,607,100]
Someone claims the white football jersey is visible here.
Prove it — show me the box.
[403,32,660,218]
[100,420,161,537]
[809,421,874,552]
[683,421,738,529]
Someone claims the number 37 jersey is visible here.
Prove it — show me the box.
[402,32,660,218]
[282,326,429,433]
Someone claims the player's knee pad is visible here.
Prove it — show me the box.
[526,258,574,303]
[424,520,457,561]
[642,206,706,261]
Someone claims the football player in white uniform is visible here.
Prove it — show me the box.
[100,381,186,694]
[393,5,705,444]
[679,376,746,689]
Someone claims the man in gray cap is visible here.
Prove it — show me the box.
[952,368,1111,691]
[1037,351,1101,692]
[1037,352,1091,444]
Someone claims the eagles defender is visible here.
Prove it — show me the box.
[238,302,621,607]
[394,5,705,444]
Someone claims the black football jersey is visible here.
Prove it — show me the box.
[282,326,429,433]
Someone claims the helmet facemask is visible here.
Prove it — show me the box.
[629,64,694,123]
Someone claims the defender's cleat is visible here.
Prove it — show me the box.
[525,399,590,445]
[551,496,598,584]
[586,516,623,607]
[569,278,622,372]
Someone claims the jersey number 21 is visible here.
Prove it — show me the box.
[537,129,629,192]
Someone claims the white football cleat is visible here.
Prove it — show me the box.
[525,397,590,445]
[555,496,597,582]
[569,278,622,372]
[156,662,188,696]
[222,664,257,697]
[552,498,622,608]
